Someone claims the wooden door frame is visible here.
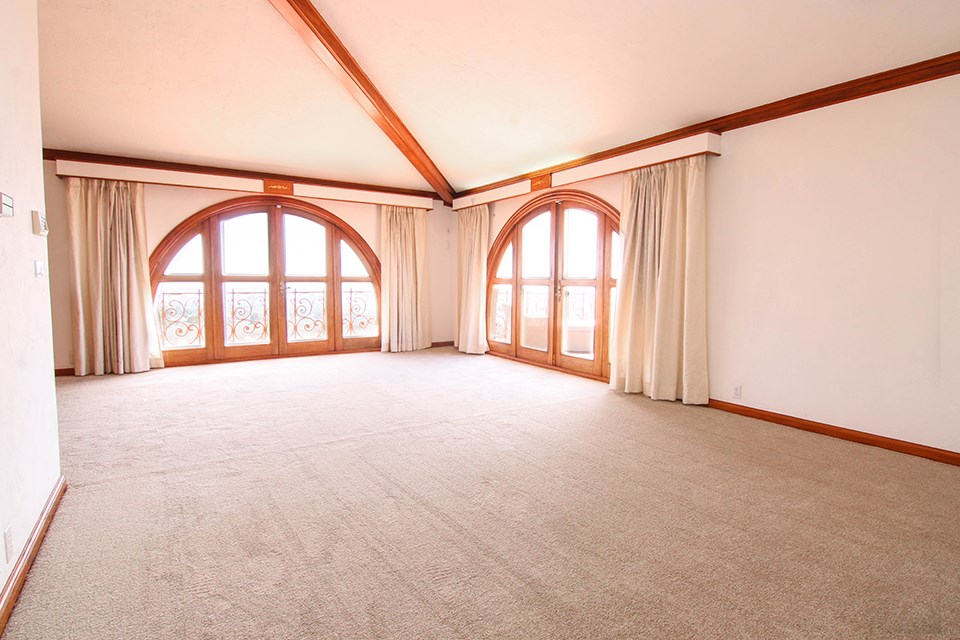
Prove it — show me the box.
[150,195,382,365]
[486,190,620,379]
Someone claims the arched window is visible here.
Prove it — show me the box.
[150,196,380,366]
[487,191,620,379]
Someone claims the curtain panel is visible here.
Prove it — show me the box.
[380,205,431,352]
[610,155,708,404]
[66,177,163,375]
[455,204,490,354]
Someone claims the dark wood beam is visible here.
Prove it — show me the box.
[267,0,456,206]
[456,50,960,198]
[43,149,439,199]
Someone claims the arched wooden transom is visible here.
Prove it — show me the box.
[486,190,620,380]
[150,195,381,366]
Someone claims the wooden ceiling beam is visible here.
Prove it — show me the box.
[267,0,455,206]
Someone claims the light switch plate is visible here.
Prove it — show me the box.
[1,193,13,218]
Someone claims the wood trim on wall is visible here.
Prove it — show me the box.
[266,0,456,205]
[53,368,74,377]
[456,50,960,198]
[430,341,454,348]
[708,399,960,467]
[42,149,439,200]
[0,475,68,635]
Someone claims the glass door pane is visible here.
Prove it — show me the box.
[520,285,549,351]
[223,282,270,345]
[221,213,269,275]
[164,234,204,275]
[496,243,513,278]
[341,282,378,337]
[555,206,600,373]
[490,284,512,344]
[610,231,622,280]
[340,240,369,277]
[281,214,330,351]
[284,215,326,276]
[521,213,551,278]
[156,282,204,349]
[561,286,596,359]
[286,282,327,342]
[563,209,598,278]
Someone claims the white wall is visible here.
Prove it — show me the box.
[0,0,62,588]
[426,203,456,342]
[707,75,960,453]
[43,174,457,366]
[475,77,960,453]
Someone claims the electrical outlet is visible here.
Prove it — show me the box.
[3,526,13,564]
[732,385,742,400]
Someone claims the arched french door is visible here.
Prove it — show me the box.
[487,191,620,379]
[150,196,380,366]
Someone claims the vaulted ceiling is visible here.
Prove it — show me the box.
[38,0,960,199]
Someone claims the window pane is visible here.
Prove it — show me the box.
[561,286,595,360]
[611,231,622,280]
[221,213,269,276]
[563,208,598,279]
[286,282,327,342]
[342,282,378,337]
[520,284,549,351]
[164,235,204,275]
[521,212,551,279]
[223,282,270,345]
[496,243,513,278]
[155,282,204,349]
[490,284,512,344]
[284,214,326,276]
[340,240,369,277]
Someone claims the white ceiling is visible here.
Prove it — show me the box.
[38,0,433,190]
[39,0,960,194]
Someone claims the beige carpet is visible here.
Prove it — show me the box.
[5,348,960,639]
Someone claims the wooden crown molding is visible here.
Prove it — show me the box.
[0,475,67,635]
[709,400,960,467]
[266,0,455,206]
[42,149,439,200]
[456,50,960,198]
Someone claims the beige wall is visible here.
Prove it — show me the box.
[43,174,457,367]
[479,75,960,453]
[0,0,62,587]
[706,74,960,453]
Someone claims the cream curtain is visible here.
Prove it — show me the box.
[380,205,431,352]
[455,205,489,354]
[610,155,708,403]
[66,177,163,375]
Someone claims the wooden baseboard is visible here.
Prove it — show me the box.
[0,475,68,635]
[708,400,960,467]
[430,341,455,348]
[53,368,74,377]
